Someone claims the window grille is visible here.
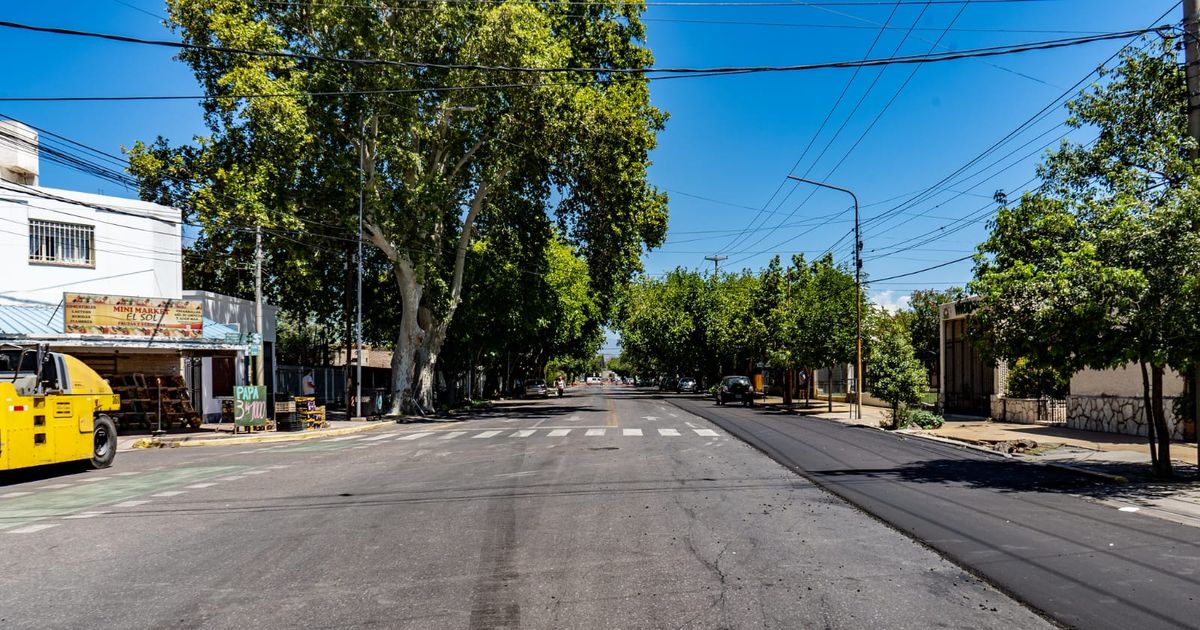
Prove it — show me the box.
[28,219,95,267]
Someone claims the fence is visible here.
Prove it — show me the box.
[990,396,1067,425]
[276,366,346,409]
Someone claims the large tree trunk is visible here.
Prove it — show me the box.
[1151,364,1174,478]
[386,263,423,416]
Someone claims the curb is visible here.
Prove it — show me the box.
[129,420,397,449]
[900,430,1130,484]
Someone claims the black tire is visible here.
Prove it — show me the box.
[746,397,753,408]
[90,414,117,469]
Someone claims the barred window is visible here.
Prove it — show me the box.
[28,219,95,267]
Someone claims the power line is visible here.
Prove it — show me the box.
[868,253,974,282]
[0,19,1171,77]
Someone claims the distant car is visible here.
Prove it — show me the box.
[659,377,678,392]
[677,377,698,393]
[586,376,601,385]
[524,379,549,398]
[715,375,755,406]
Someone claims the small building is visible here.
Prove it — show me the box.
[0,121,272,426]
[938,299,1000,417]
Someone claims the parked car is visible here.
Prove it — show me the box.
[659,377,678,392]
[715,375,755,406]
[524,379,549,398]
[677,377,698,393]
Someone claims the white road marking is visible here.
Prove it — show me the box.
[684,421,698,429]
[396,432,434,441]
[1118,506,1141,512]
[185,483,217,489]
[510,429,536,438]
[438,431,467,440]
[152,491,187,498]
[623,428,643,437]
[64,511,108,519]
[642,416,659,421]
[473,430,503,439]
[326,436,359,442]
[694,429,719,437]
[494,471,538,478]
[243,470,269,475]
[266,464,291,469]
[218,476,246,482]
[668,413,679,418]
[547,429,571,437]
[9,523,59,534]
[658,428,681,436]
[362,433,395,441]
[41,483,71,489]
[564,415,580,422]
[112,472,139,476]
[1,491,32,499]
[112,500,150,508]
[79,477,106,483]
[585,429,606,437]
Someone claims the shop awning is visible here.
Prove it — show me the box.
[0,303,247,351]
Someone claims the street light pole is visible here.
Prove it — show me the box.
[704,255,727,276]
[786,175,862,422]
[356,120,365,420]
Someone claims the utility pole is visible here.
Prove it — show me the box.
[355,122,366,419]
[254,224,265,388]
[704,255,727,276]
[1186,0,1200,461]
[787,176,862,422]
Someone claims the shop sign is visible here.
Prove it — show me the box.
[64,293,203,338]
[234,385,268,427]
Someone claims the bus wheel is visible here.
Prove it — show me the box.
[91,415,117,469]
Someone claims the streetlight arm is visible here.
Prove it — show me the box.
[785,175,858,209]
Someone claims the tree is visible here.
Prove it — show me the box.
[971,41,1200,477]
[869,318,928,429]
[130,1,667,414]
[787,255,862,411]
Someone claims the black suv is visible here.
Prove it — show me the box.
[715,375,755,406]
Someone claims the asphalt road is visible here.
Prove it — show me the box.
[0,386,1051,629]
[667,394,1200,630]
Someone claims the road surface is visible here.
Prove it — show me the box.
[1,386,1050,629]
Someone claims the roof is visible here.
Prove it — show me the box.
[0,303,246,351]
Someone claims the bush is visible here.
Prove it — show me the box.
[885,406,944,430]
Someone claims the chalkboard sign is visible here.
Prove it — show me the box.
[234,385,268,427]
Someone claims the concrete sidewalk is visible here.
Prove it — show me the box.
[756,395,1200,528]
[116,419,398,451]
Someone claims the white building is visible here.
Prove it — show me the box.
[0,120,270,427]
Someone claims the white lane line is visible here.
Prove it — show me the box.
[8,523,59,534]
[396,432,434,441]
[185,483,217,489]
[585,429,606,437]
[694,429,719,437]
[623,428,643,437]
[0,491,32,499]
[438,431,467,440]
[64,511,108,520]
[151,491,187,498]
[112,500,150,508]
[362,433,395,441]
[658,428,681,436]
[547,429,571,437]
[510,430,536,438]
[473,430,503,439]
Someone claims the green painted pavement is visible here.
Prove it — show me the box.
[0,465,245,530]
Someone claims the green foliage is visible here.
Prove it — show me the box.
[1005,358,1070,398]
[894,407,944,430]
[868,319,927,429]
[970,40,1200,476]
[907,287,964,375]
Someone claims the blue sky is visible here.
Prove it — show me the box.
[0,0,1183,336]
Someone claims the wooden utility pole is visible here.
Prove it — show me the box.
[254,225,265,388]
[1186,0,1200,463]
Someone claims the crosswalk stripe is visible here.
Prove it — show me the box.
[185,483,217,489]
[438,431,467,440]
[473,430,503,439]
[623,428,642,436]
[1,492,32,499]
[510,429,536,438]
[694,429,719,437]
[658,428,680,436]
[547,429,571,437]
[151,491,187,498]
[112,500,150,508]
[396,432,434,441]
[362,433,395,441]
[326,436,359,442]
[8,523,58,534]
[585,429,606,437]
[63,511,108,520]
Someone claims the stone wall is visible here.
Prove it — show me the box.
[1067,395,1191,441]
